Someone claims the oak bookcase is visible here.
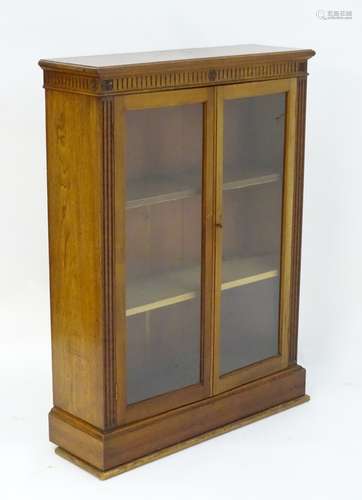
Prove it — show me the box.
[39,44,315,479]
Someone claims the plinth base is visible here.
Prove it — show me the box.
[55,394,309,480]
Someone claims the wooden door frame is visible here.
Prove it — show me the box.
[213,78,298,394]
[113,87,215,424]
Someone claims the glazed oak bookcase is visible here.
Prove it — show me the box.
[39,44,315,479]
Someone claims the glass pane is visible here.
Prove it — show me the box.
[125,103,203,405]
[220,93,285,376]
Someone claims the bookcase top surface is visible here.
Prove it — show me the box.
[39,44,315,71]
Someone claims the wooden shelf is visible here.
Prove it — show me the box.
[221,255,279,291]
[223,173,279,192]
[126,254,279,317]
[126,170,280,209]
[126,171,201,209]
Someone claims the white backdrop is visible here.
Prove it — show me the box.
[1,1,361,498]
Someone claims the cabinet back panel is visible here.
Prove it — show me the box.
[223,182,282,261]
[125,105,202,183]
[220,278,280,375]
[127,300,201,405]
[224,93,285,177]
[126,196,201,280]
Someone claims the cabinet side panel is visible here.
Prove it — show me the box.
[46,90,105,428]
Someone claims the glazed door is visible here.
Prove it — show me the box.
[115,88,214,423]
[213,79,297,393]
